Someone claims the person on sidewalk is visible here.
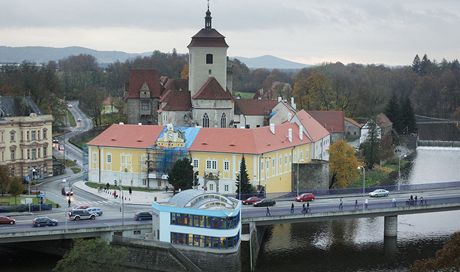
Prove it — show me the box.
[68,198,71,208]
[339,197,343,211]
[364,198,369,209]
[392,198,396,207]
[290,203,294,214]
[306,202,310,213]
[128,187,132,195]
[266,206,271,216]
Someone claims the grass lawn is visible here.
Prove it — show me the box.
[100,113,127,126]
[71,167,81,174]
[85,181,162,192]
[0,195,57,206]
[67,109,76,127]
[235,91,255,99]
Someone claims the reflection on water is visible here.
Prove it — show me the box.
[256,148,460,272]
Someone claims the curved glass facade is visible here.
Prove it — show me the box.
[170,212,240,229]
[171,232,240,249]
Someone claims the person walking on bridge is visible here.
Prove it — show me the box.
[364,198,368,209]
[290,203,294,214]
[266,206,271,216]
[339,197,344,211]
[67,198,71,208]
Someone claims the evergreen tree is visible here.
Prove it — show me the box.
[420,54,431,75]
[412,54,421,75]
[400,97,417,134]
[360,119,381,169]
[235,156,255,198]
[168,158,194,192]
[384,93,401,133]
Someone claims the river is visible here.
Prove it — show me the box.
[255,147,460,271]
[2,147,460,271]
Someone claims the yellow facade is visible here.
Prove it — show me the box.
[190,142,311,194]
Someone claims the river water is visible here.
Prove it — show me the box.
[2,147,460,271]
[255,147,460,272]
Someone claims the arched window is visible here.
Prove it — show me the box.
[220,113,226,128]
[203,113,209,128]
[206,54,213,64]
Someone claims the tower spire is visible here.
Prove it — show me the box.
[205,0,212,29]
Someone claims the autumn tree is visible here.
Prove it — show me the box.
[329,140,360,188]
[8,177,24,204]
[168,157,194,192]
[0,165,11,196]
[409,232,460,272]
[54,239,128,272]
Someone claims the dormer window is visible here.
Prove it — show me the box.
[139,82,150,98]
[206,54,213,64]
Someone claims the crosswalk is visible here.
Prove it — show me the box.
[71,200,118,207]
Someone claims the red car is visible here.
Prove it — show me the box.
[242,196,262,205]
[295,193,315,202]
[0,216,16,225]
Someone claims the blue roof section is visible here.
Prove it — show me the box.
[157,126,201,149]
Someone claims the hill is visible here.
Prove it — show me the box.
[234,55,310,69]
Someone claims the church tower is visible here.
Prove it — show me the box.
[188,5,229,97]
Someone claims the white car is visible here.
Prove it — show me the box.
[86,207,103,216]
[369,189,390,197]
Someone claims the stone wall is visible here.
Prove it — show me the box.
[292,160,329,191]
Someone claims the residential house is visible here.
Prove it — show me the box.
[308,110,345,143]
[359,113,393,145]
[344,117,362,138]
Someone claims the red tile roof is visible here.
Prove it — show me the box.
[87,124,163,148]
[234,99,277,116]
[159,90,192,112]
[163,78,189,92]
[189,122,311,154]
[126,69,163,99]
[308,111,345,133]
[295,110,330,142]
[375,113,393,128]
[192,77,233,100]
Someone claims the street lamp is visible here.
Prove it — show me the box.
[119,179,125,227]
[296,158,304,197]
[358,166,366,197]
[398,154,407,191]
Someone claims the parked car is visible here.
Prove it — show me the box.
[68,209,96,221]
[369,189,390,197]
[86,207,103,216]
[134,211,152,221]
[0,216,15,225]
[253,198,276,207]
[77,118,81,122]
[295,193,316,202]
[242,196,262,205]
[33,216,58,227]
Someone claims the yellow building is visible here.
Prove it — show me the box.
[0,96,53,178]
[189,122,312,194]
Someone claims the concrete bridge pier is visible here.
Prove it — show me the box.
[384,215,398,237]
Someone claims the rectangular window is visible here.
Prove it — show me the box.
[224,185,229,191]
[10,132,15,142]
[11,150,15,160]
[207,160,217,170]
[107,154,112,163]
[206,160,212,169]
[206,54,213,64]
[27,149,30,159]
[38,148,41,158]
[224,161,229,171]
[141,101,150,111]
[0,131,3,143]
[209,183,214,191]
[212,160,217,170]
[43,129,47,139]
[92,152,97,163]
[27,131,30,141]
[43,147,47,157]
[193,159,199,168]
[31,149,36,160]
[31,131,36,141]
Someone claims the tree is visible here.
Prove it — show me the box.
[420,54,431,76]
[8,177,24,204]
[412,54,421,75]
[53,239,128,272]
[384,93,401,133]
[0,165,11,196]
[409,232,460,271]
[168,157,194,192]
[329,140,360,188]
[400,96,417,134]
[235,156,255,198]
[360,119,382,169]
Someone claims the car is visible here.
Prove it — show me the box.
[242,196,262,205]
[61,178,67,183]
[53,139,59,144]
[253,198,276,207]
[77,118,81,122]
[0,216,15,225]
[295,193,316,202]
[68,104,73,108]
[61,186,73,196]
[33,216,58,227]
[68,209,96,221]
[86,207,103,216]
[134,211,152,221]
[369,189,390,197]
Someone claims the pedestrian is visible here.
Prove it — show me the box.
[415,195,418,205]
[420,196,424,206]
[266,206,271,216]
[290,203,294,214]
[355,199,358,209]
[106,182,110,190]
[392,198,396,207]
[302,203,306,214]
[67,198,71,208]
[129,187,132,195]
[410,195,414,205]
[339,197,343,211]
[364,198,368,209]
[165,186,168,192]
[306,202,310,213]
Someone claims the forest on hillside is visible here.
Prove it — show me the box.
[0,51,459,128]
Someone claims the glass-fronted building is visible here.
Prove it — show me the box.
[152,189,241,252]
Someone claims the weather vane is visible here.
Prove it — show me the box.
[207,0,210,10]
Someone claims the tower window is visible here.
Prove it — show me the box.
[203,113,209,128]
[206,54,213,64]
[220,113,226,128]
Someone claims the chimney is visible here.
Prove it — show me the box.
[278,97,282,102]
[291,97,296,110]
[270,123,275,134]
[287,112,292,121]
[288,128,292,143]
[299,124,303,140]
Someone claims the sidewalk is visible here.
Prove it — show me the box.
[73,181,172,205]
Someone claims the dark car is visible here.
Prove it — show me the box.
[33,216,58,227]
[0,216,15,225]
[253,198,276,207]
[242,196,262,205]
[69,209,96,221]
[134,211,152,221]
[295,193,316,202]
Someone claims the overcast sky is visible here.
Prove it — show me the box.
[1,0,459,65]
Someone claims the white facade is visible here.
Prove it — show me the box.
[359,121,382,145]
[189,47,228,96]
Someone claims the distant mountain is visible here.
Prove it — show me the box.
[0,46,152,64]
[234,55,310,69]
